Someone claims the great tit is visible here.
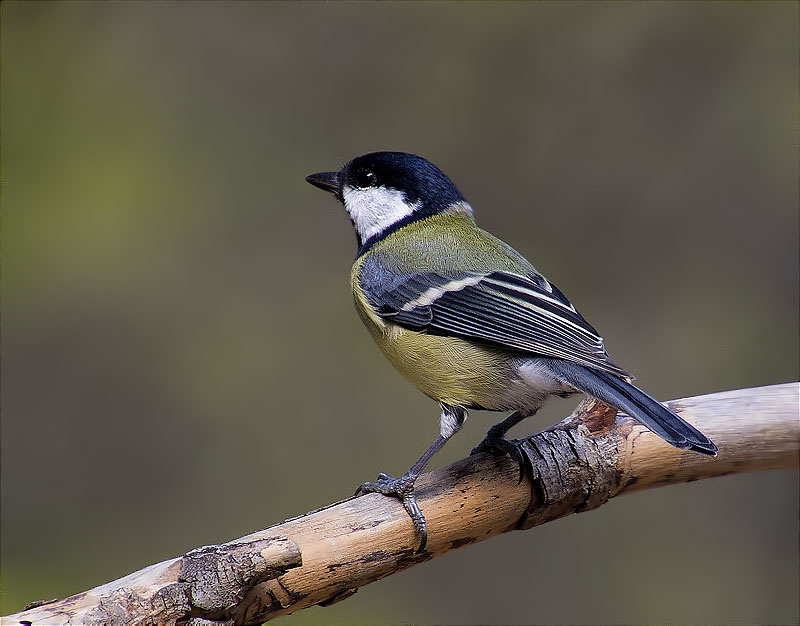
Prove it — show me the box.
[306,151,717,551]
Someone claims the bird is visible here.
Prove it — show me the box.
[306,151,717,551]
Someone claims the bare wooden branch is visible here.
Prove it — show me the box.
[5,383,798,626]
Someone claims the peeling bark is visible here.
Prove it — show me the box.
[5,383,798,625]
[10,537,302,626]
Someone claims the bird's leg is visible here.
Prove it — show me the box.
[354,404,466,552]
[470,409,537,483]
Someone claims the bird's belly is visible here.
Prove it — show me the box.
[367,321,540,410]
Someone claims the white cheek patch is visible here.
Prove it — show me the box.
[343,185,420,242]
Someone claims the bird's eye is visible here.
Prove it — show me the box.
[353,168,377,189]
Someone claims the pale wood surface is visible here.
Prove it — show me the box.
[5,383,798,626]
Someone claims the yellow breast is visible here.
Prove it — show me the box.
[351,258,516,410]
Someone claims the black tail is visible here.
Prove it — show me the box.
[546,359,718,456]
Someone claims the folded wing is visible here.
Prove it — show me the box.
[359,258,630,378]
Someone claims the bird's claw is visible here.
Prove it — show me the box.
[471,435,533,484]
[354,472,428,552]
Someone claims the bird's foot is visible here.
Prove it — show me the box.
[355,472,427,552]
[471,433,532,484]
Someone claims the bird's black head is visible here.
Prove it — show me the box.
[306,151,472,251]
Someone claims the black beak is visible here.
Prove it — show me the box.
[305,171,340,195]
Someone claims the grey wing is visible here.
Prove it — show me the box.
[359,256,630,378]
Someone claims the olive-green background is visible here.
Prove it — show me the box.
[2,2,798,624]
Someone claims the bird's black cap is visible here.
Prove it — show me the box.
[306,152,465,212]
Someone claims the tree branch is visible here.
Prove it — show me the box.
[5,383,798,626]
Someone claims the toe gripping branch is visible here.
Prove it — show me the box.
[355,472,428,552]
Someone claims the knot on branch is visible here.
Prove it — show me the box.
[516,400,620,530]
[179,537,302,623]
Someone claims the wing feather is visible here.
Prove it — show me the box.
[359,257,630,377]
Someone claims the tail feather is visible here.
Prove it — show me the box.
[546,359,718,456]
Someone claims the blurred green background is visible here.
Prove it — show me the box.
[2,2,798,624]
